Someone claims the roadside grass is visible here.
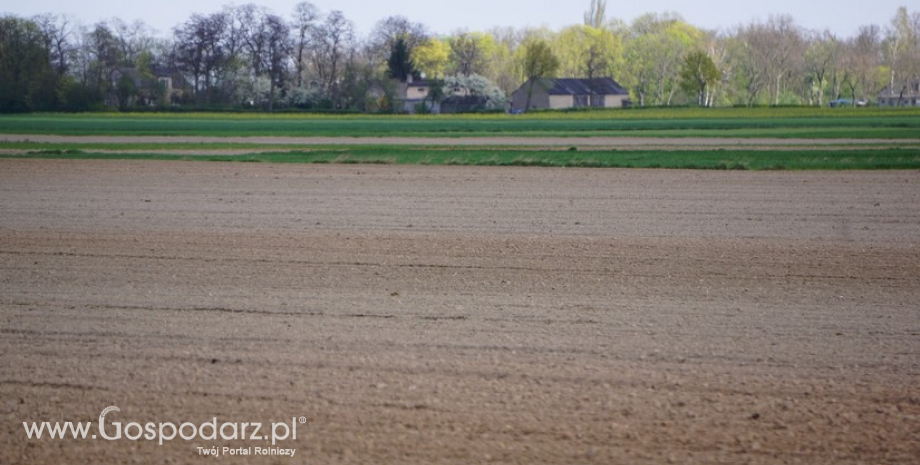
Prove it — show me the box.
[6,146,919,170]
[1,108,919,139]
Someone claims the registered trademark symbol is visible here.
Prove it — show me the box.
[299,416,307,424]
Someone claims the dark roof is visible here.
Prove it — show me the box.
[879,81,920,96]
[150,65,191,89]
[407,79,431,87]
[151,65,179,77]
[537,78,628,95]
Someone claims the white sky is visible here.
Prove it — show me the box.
[1,0,911,38]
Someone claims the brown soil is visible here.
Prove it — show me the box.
[1,159,918,464]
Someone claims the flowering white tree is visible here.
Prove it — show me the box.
[443,73,507,109]
[285,83,323,108]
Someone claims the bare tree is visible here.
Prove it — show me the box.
[804,31,838,106]
[110,18,156,67]
[765,15,804,105]
[262,14,290,110]
[290,2,319,87]
[220,5,246,65]
[33,14,73,75]
[583,0,607,29]
[236,4,271,76]
[86,22,123,89]
[724,27,765,107]
[837,25,881,104]
[173,12,228,102]
[737,16,804,105]
[884,7,920,105]
[310,10,355,105]
[368,15,428,70]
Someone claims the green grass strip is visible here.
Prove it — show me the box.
[5,146,920,170]
[1,110,919,139]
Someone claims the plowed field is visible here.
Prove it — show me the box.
[2,159,918,464]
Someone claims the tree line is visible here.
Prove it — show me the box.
[1,1,918,112]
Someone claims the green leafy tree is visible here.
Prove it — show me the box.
[679,51,720,106]
[0,16,60,112]
[622,33,654,106]
[622,14,702,106]
[803,32,838,106]
[723,29,766,106]
[553,25,621,79]
[387,36,417,81]
[448,31,495,76]
[115,73,137,111]
[483,27,519,97]
[521,39,559,111]
[412,37,449,79]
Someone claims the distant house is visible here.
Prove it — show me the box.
[396,74,508,114]
[878,81,920,107]
[512,78,630,112]
[398,75,438,114]
[109,66,189,108]
[151,65,190,105]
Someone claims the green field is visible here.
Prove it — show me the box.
[1,108,919,139]
[6,147,920,171]
[2,109,919,169]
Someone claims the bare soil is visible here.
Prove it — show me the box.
[1,159,919,464]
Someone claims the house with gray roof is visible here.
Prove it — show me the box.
[511,77,630,112]
[109,66,189,108]
[878,81,920,107]
[397,75,438,114]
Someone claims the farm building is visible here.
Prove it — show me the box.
[877,81,920,107]
[512,77,630,112]
[397,75,438,114]
[109,66,189,108]
[151,65,191,105]
[396,75,498,114]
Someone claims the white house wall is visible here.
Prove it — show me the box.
[549,95,573,109]
[604,95,628,108]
